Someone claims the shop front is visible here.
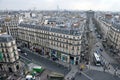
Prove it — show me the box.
[69,55,80,65]
[70,55,74,65]
[56,51,61,59]
[51,49,56,57]
[61,54,68,63]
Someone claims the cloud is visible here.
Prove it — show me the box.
[0,0,120,11]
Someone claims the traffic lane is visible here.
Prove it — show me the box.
[95,42,117,64]
[19,49,69,75]
[20,52,69,75]
[85,70,120,80]
[75,73,90,80]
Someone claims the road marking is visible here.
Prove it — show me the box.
[20,55,31,62]
[81,71,94,80]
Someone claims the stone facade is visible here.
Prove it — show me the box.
[18,22,85,65]
[0,33,21,73]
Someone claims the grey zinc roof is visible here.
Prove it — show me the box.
[102,18,120,32]
[112,23,120,32]
[0,34,14,42]
[19,23,82,35]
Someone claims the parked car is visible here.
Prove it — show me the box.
[17,49,21,52]
[52,57,59,61]
[99,48,103,52]
[24,53,27,55]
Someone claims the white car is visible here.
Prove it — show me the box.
[24,53,27,55]
[17,49,21,52]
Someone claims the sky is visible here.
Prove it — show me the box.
[0,0,120,11]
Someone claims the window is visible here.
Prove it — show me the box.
[4,44,7,47]
[57,43,59,46]
[63,44,64,48]
[66,45,68,49]
[77,47,79,50]
[60,43,61,47]
[72,46,74,50]
[76,57,79,60]
[2,49,4,53]
[13,47,15,51]
[6,49,8,53]
[11,42,14,46]
[7,54,9,58]
[1,44,3,47]
[51,42,53,45]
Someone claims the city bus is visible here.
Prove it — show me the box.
[93,52,101,66]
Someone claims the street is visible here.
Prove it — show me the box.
[75,70,120,80]
[87,18,117,66]
[18,17,120,80]
[19,48,69,75]
[75,17,120,80]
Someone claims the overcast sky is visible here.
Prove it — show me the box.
[0,0,120,11]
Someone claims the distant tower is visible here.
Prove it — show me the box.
[57,5,60,17]
[57,5,60,11]
[86,10,95,20]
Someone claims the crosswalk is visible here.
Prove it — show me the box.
[65,65,78,80]
[87,65,103,71]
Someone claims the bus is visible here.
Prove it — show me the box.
[48,72,64,80]
[93,52,101,66]
[26,75,35,80]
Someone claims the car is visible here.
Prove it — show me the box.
[96,45,99,47]
[17,49,21,52]
[52,57,59,61]
[24,53,27,55]
[100,48,103,52]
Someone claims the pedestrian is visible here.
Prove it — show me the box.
[103,66,106,72]
[114,69,117,76]
[114,67,118,76]
[79,71,81,75]
[47,74,48,78]
[72,77,75,80]
[67,77,69,80]
[71,77,74,80]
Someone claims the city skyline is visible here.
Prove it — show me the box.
[0,0,120,11]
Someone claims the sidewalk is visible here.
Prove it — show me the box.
[56,60,70,68]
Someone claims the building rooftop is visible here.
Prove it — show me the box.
[0,34,14,42]
[100,17,120,32]
[19,23,82,36]
[111,22,120,32]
